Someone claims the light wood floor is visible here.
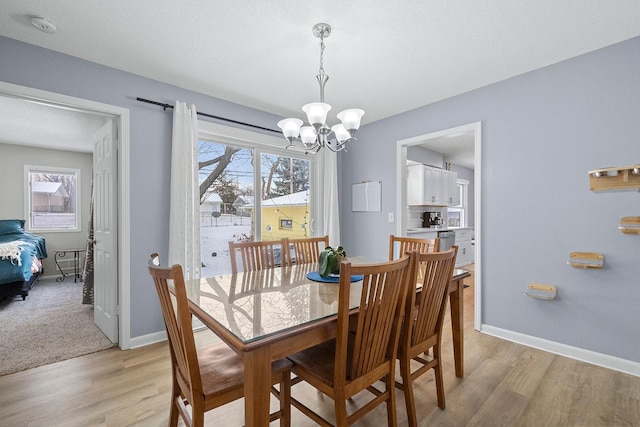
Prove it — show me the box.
[1,265,639,426]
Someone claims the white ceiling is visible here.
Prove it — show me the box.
[0,95,109,153]
[1,1,639,160]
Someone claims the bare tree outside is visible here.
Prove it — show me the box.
[198,140,312,276]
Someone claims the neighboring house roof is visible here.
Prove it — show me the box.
[201,193,222,213]
[249,190,309,209]
[232,195,254,207]
[32,182,69,197]
[203,193,223,203]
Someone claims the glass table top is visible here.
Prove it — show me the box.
[187,263,363,344]
[187,261,469,344]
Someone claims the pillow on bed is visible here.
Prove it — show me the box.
[0,219,26,235]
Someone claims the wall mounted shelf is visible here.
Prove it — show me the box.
[567,252,604,269]
[620,217,640,235]
[589,164,640,192]
[524,283,557,300]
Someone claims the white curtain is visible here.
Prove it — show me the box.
[319,149,341,246]
[168,101,201,280]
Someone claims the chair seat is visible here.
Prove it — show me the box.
[287,338,355,386]
[199,343,291,398]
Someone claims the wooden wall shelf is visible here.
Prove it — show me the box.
[567,252,604,269]
[620,217,640,235]
[524,283,557,300]
[589,165,640,192]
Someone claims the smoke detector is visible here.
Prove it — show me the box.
[30,17,57,34]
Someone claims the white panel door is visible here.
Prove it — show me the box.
[93,119,119,343]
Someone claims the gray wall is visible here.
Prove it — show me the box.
[0,143,92,276]
[341,36,640,363]
[0,36,283,338]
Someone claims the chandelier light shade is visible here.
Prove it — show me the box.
[277,23,365,153]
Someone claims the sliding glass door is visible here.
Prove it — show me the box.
[198,124,315,276]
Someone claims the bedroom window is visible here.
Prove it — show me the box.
[24,165,81,232]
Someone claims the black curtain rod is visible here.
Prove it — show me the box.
[135,97,281,134]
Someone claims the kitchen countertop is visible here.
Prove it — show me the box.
[406,226,472,234]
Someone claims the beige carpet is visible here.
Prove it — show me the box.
[0,277,114,375]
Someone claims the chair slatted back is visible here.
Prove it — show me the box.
[228,240,284,273]
[390,235,440,284]
[408,247,458,346]
[336,253,416,382]
[289,235,329,264]
[147,254,202,399]
[388,235,440,261]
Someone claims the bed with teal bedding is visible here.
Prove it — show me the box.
[0,219,47,300]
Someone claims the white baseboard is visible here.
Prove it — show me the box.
[481,324,640,377]
[128,324,214,350]
[128,331,167,349]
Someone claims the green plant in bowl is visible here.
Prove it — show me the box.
[318,246,347,278]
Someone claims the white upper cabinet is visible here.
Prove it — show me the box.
[407,164,425,206]
[442,170,459,206]
[407,164,457,206]
[407,164,442,205]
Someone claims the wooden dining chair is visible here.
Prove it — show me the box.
[389,235,440,286]
[287,252,418,426]
[289,235,329,264]
[228,239,289,273]
[395,247,458,427]
[388,235,440,261]
[147,253,291,427]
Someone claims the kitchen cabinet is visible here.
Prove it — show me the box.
[407,164,442,205]
[407,164,458,206]
[454,228,474,267]
[442,170,459,206]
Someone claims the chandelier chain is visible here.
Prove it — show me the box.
[318,34,325,76]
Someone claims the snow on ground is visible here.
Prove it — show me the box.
[200,214,251,277]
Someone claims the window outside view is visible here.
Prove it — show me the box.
[198,140,311,276]
[447,182,467,227]
[26,167,79,231]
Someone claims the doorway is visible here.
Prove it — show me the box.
[0,81,131,348]
[395,121,482,329]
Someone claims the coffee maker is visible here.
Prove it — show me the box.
[422,211,442,228]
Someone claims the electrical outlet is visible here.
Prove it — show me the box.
[388,212,394,223]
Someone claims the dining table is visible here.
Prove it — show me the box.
[186,257,470,426]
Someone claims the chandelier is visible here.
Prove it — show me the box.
[277,23,365,153]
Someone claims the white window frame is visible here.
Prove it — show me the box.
[24,165,81,232]
[448,178,469,228]
[197,121,321,240]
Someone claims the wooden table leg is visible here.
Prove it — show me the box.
[243,345,272,426]
[449,278,464,378]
